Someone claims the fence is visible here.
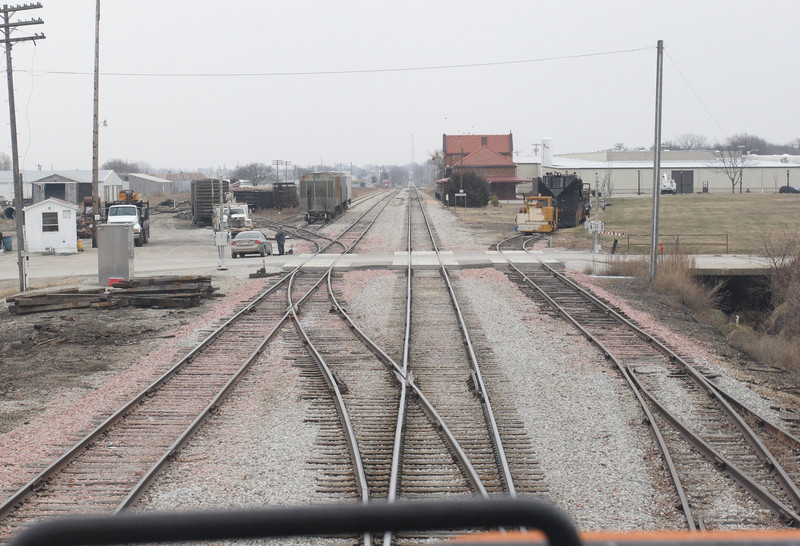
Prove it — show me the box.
[624,233,729,254]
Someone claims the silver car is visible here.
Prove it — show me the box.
[230,230,273,258]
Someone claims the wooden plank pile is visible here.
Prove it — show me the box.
[5,276,218,315]
[108,276,216,308]
[6,287,107,315]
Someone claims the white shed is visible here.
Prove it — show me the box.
[23,198,79,254]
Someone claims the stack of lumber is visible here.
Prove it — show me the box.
[108,276,216,308]
[5,276,217,315]
[6,287,107,315]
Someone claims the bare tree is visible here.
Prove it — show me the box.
[716,146,750,194]
[231,162,272,186]
[388,165,408,186]
[612,142,626,151]
[0,152,10,170]
[725,133,765,154]
[675,133,708,150]
[428,150,444,180]
[102,158,149,173]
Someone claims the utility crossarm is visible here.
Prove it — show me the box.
[0,18,44,29]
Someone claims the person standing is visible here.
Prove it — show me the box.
[275,226,287,256]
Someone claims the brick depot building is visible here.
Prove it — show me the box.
[441,133,527,200]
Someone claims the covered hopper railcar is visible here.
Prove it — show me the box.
[299,172,352,223]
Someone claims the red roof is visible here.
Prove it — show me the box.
[459,147,514,167]
[443,134,513,156]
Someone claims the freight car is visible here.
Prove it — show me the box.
[299,172,352,223]
[232,183,299,211]
[190,179,230,227]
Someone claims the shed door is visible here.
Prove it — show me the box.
[671,171,694,194]
[44,183,66,200]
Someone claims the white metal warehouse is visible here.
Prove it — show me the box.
[516,149,800,196]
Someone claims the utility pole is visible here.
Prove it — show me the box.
[649,39,664,283]
[2,3,45,293]
[91,0,100,247]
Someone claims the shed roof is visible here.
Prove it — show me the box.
[23,197,79,211]
[0,170,118,184]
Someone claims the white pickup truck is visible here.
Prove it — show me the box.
[213,203,253,233]
[107,203,150,246]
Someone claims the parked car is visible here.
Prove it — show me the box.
[230,230,272,258]
[778,185,800,194]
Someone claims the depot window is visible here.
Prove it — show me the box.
[42,211,59,232]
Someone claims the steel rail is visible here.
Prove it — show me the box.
[495,234,543,253]
[0,275,291,522]
[521,234,544,251]
[323,190,488,487]
[117,300,295,511]
[0,191,396,524]
[415,191,517,497]
[706,380,800,449]
[497,257,696,530]
[383,188,415,546]
[325,284,490,496]
[628,371,800,526]
[286,190,399,546]
[504,255,800,527]
[536,260,800,512]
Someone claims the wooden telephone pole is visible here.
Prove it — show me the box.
[1,3,45,292]
[92,0,100,247]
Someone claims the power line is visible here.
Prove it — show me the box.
[22,45,655,78]
[664,48,728,141]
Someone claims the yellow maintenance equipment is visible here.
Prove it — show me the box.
[514,195,558,234]
[117,189,142,202]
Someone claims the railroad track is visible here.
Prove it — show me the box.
[495,233,545,252]
[289,189,491,544]
[0,191,398,543]
[501,257,800,530]
[282,188,550,543]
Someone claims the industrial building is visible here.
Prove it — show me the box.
[515,141,800,196]
[0,170,127,206]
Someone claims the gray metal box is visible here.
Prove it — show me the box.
[98,223,134,286]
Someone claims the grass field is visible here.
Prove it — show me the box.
[553,192,800,254]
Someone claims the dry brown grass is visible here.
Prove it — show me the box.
[653,254,721,313]
[603,253,720,314]
[726,323,800,372]
[554,193,800,255]
[603,255,649,277]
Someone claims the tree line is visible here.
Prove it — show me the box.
[611,133,800,155]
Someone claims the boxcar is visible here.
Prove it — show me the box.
[191,179,230,227]
[299,172,352,223]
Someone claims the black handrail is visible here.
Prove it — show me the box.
[9,498,581,546]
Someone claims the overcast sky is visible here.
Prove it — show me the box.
[2,1,798,173]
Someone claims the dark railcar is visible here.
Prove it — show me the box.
[535,173,590,229]
[190,179,230,227]
[299,172,352,223]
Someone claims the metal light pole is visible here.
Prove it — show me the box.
[649,40,664,283]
